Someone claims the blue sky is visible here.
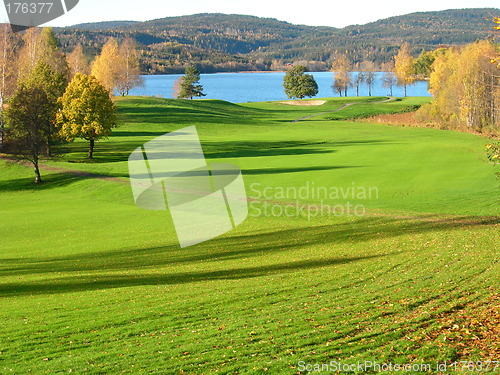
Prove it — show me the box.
[1,0,500,28]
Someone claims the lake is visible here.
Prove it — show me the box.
[128,71,431,103]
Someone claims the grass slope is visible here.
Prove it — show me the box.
[0,97,498,374]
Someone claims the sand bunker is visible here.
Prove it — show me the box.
[279,100,326,106]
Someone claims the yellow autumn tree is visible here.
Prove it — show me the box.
[426,48,460,124]
[17,28,41,80]
[91,38,121,93]
[494,17,500,68]
[57,74,116,158]
[18,28,69,82]
[0,24,18,151]
[420,40,499,131]
[116,37,143,96]
[456,40,498,129]
[394,42,415,97]
[331,54,351,97]
[492,17,500,129]
[67,45,90,78]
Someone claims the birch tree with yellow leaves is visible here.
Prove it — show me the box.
[91,38,121,93]
[331,54,351,97]
[420,40,499,131]
[67,45,90,78]
[394,43,415,97]
[117,37,143,96]
[91,37,142,95]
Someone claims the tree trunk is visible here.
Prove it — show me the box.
[0,120,3,152]
[404,85,407,97]
[0,103,3,152]
[88,138,95,158]
[356,86,359,97]
[34,161,42,184]
[46,139,51,157]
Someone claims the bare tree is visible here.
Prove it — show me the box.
[382,72,396,96]
[172,76,182,98]
[361,61,377,96]
[352,72,365,97]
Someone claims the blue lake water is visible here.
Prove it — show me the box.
[128,72,431,103]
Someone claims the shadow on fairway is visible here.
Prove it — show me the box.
[55,140,339,164]
[0,173,93,192]
[0,215,498,297]
[0,254,385,297]
[0,172,128,192]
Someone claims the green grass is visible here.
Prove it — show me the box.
[0,96,498,374]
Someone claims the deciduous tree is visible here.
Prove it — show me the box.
[57,74,116,158]
[352,72,365,97]
[38,28,70,80]
[360,61,377,96]
[414,49,445,79]
[17,28,69,82]
[3,80,55,183]
[493,17,500,68]
[283,65,318,99]
[0,24,18,151]
[67,45,90,78]
[456,41,498,129]
[91,38,121,93]
[394,43,415,97]
[421,41,499,131]
[331,54,351,97]
[117,37,143,96]
[172,76,182,98]
[17,27,41,80]
[21,62,67,156]
[382,72,396,96]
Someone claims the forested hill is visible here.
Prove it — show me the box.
[55,8,499,74]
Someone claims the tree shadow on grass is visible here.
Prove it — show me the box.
[0,163,356,192]
[0,171,128,192]
[112,131,174,138]
[0,255,386,297]
[0,173,92,192]
[241,165,358,175]
[57,140,341,164]
[202,139,389,159]
[0,215,497,297]
[54,135,389,164]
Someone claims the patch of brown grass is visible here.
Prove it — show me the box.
[358,112,499,138]
[357,112,425,127]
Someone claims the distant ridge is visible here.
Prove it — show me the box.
[69,20,139,30]
[55,8,500,74]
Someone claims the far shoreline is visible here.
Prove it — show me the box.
[220,70,286,74]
